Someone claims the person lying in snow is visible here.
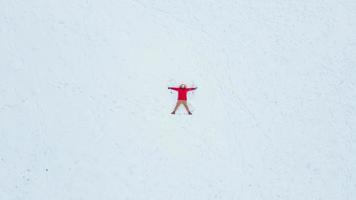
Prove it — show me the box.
[168,84,197,115]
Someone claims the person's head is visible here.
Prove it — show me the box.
[180,84,186,89]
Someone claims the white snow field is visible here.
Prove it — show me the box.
[1,0,356,199]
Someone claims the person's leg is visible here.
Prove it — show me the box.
[182,101,192,114]
[171,101,183,114]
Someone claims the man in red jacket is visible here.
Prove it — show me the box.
[168,84,197,115]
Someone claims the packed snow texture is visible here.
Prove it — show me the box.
[1,0,356,199]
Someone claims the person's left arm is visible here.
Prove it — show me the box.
[187,87,197,91]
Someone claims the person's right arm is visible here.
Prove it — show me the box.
[168,87,179,91]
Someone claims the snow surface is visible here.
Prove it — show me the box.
[1,0,356,199]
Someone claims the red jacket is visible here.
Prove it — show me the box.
[169,87,197,100]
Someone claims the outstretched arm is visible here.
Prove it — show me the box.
[168,87,179,91]
[187,87,197,91]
